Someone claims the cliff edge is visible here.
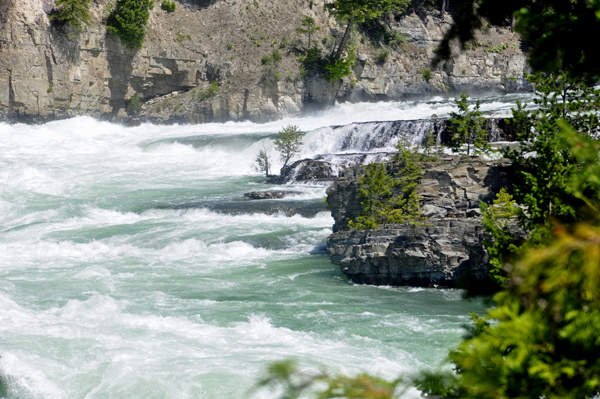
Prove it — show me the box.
[0,0,531,124]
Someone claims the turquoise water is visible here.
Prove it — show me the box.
[0,97,527,398]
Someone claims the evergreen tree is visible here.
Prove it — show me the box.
[349,145,423,230]
[325,0,410,61]
[296,16,320,49]
[106,0,154,50]
[50,0,92,33]
[447,92,490,156]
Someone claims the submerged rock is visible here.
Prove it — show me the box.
[244,191,302,200]
[268,159,334,184]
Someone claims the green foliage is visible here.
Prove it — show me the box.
[422,68,432,82]
[443,220,600,399]
[296,16,320,48]
[376,48,390,64]
[254,147,271,177]
[274,125,303,172]
[50,0,92,33]
[447,92,490,156]
[196,81,219,101]
[106,0,154,50]
[420,128,439,161]
[325,0,410,25]
[432,0,600,81]
[261,49,282,65]
[160,0,175,12]
[126,93,143,115]
[261,49,282,85]
[254,359,402,399]
[325,0,410,60]
[349,145,424,230]
[298,45,355,82]
[485,42,508,54]
[324,47,356,82]
[504,74,600,233]
[479,188,520,285]
[47,87,53,93]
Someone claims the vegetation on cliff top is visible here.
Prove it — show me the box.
[106,0,154,50]
[50,0,92,33]
[348,143,425,230]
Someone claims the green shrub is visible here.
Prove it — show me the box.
[50,0,92,33]
[161,0,175,12]
[107,0,154,50]
[126,93,143,115]
[197,82,219,101]
[325,50,356,82]
[485,42,509,54]
[422,68,432,82]
[47,87,53,93]
[376,48,390,64]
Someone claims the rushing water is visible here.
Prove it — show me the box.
[0,94,530,398]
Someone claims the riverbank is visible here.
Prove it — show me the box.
[0,0,530,124]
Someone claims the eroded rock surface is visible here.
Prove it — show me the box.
[326,157,514,286]
[0,0,531,124]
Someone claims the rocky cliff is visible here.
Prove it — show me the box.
[326,156,514,286]
[0,0,531,124]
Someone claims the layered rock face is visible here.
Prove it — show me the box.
[326,157,514,286]
[0,0,530,124]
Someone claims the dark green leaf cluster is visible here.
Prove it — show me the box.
[324,48,356,82]
[479,188,521,285]
[106,0,154,50]
[298,46,356,82]
[504,74,600,233]
[161,0,176,12]
[125,93,143,115]
[447,92,490,156]
[349,145,424,230]
[50,0,92,33]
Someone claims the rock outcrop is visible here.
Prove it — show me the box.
[0,0,531,124]
[327,219,490,287]
[326,157,514,286]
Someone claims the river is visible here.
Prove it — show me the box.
[0,94,528,398]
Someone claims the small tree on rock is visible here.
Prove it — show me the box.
[274,125,303,173]
[296,16,320,49]
[447,92,490,156]
[254,147,272,177]
[50,0,92,33]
